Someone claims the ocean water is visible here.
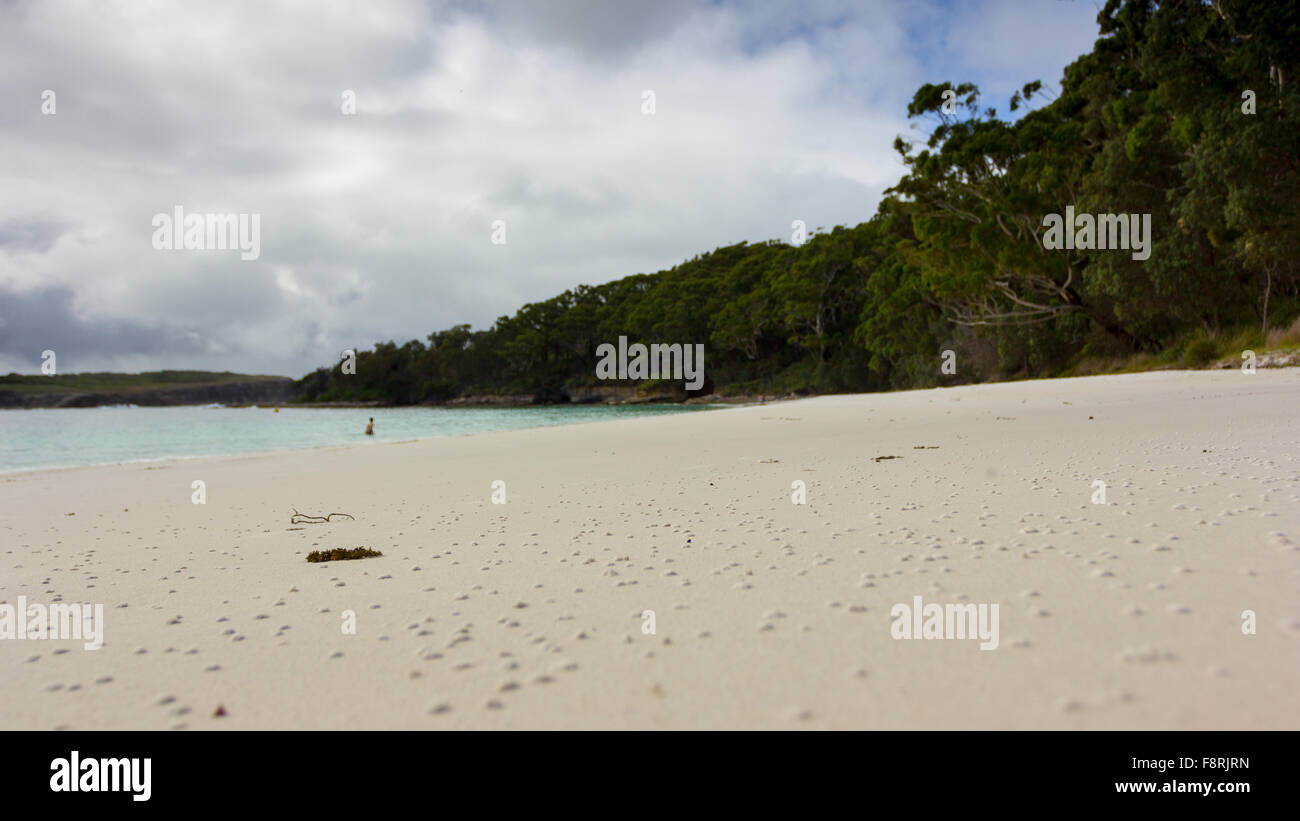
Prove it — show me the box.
[0,403,719,473]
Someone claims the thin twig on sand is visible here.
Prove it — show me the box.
[290,508,356,524]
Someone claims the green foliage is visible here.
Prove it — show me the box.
[1181,337,1219,367]
[0,371,283,396]
[296,0,1300,403]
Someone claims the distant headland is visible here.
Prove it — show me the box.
[0,371,296,409]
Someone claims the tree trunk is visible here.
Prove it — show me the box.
[1063,284,1143,351]
[1262,263,1273,342]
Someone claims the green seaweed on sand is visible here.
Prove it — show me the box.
[306,547,383,563]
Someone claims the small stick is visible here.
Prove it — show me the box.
[290,508,356,524]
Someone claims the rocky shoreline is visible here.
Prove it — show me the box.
[281,387,797,409]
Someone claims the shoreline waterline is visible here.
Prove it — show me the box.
[0,402,732,474]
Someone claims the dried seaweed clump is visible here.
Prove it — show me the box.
[306,547,383,563]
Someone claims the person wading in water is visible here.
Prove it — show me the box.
[365,417,374,436]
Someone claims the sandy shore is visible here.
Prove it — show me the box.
[3,368,1298,729]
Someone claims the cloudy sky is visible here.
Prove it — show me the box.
[0,0,1102,377]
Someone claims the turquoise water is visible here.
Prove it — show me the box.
[0,403,719,473]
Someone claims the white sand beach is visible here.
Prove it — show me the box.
[3,368,1298,730]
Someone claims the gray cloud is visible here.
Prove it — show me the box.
[0,0,1100,377]
[0,218,68,254]
[470,0,697,59]
[0,283,210,371]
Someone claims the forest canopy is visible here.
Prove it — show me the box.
[296,0,1299,404]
